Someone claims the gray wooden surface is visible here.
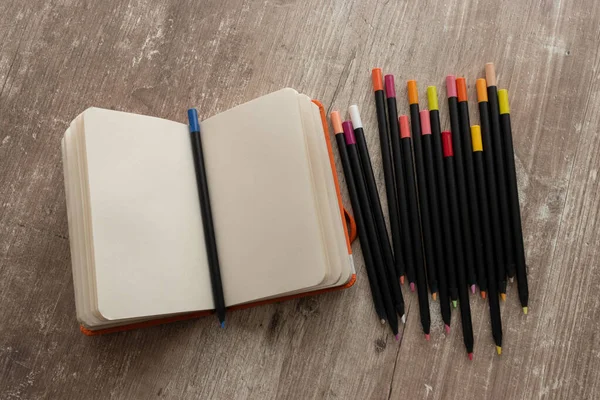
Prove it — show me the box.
[1,0,599,399]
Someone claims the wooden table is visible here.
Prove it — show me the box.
[1,1,599,399]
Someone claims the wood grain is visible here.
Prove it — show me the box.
[1,0,599,399]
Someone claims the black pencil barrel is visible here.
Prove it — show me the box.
[354,127,405,317]
[347,143,402,331]
[457,99,487,292]
[430,110,459,302]
[444,153,474,354]
[335,133,388,323]
[472,128,503,348]
[422,131,451,325]
[500,109,529,308]
[478,101,507,295]
[373,91,405,280]
[409,103,439,295]
[386,94,415,284]
[401,134,431,334]
[447,96,477,288]
[488,85,515,284]
[188,110,226,325]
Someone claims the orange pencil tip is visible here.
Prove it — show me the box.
[476,79,488,102]
[432,292,437,301]
[500,293,506,302]
[400,275,405,285]
[481,291,487,299]
[330,111,343,134]
[456,77,468,102]
[407,80,418,104]
[372,68,384,91]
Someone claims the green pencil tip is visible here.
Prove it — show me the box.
[523,307,528,315]
[452,300,458,308]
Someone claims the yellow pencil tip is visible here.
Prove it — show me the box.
[496,346,502,356]
[523,307,528,315]
[500,293,506,302]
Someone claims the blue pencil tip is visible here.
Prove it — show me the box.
[187,108,200,132]
[220,321,225,329]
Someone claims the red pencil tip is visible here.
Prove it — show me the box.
[400,275,405,285]
[445,324,450,334]
[425,334,430,341]
[410,282,415,292]
[481,291,487,299]
[468,353,473,361]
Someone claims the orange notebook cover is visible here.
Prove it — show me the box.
[80,99,357,336]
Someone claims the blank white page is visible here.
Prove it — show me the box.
[83,108,214,320]
[200,88,329,305]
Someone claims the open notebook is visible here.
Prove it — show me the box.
[61,88,356,334]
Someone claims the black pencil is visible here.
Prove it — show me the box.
[427,86,459,307]
[420,109,451,331]
[456,77,487,296]
[331,111,388,325]
[383,74,416,287]
[371,69,407,283]
[343,120,403,335]
[399,115,431,338]
[485,63,514,293]
[442,130,475,359]
[348,105,404,306]
[476,79,507,298]
[407,80,439,297]
[471,125,503,355]
[349,107,405,319]
[446,76,477,292]
[498,89,529,314]
[187,108,226,328]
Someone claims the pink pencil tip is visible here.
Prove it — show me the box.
[425,334,430,341]
[471,284,476,294]
[445,324,450,334]
[468,353,473,361]
[410,282,415,292]
[395,334,400,341]
[446,75,457,98]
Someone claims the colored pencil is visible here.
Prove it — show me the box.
[399,115,431,338]
[420,110,451,330]
[371,69,407,283]
[187,108,226,328]
[446,76,477,292]
[456,77,487,296]
[498,89,529,313]
[343,120,404,332]
[442,130,475,359]
[427,86,459,307]
[407,80,439,297]
[331,111,387,325]
[471,125,503,355]
[486,62,515,290]
[383,74,416,287]
[349,107,406,319]
[476,79,507,297]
